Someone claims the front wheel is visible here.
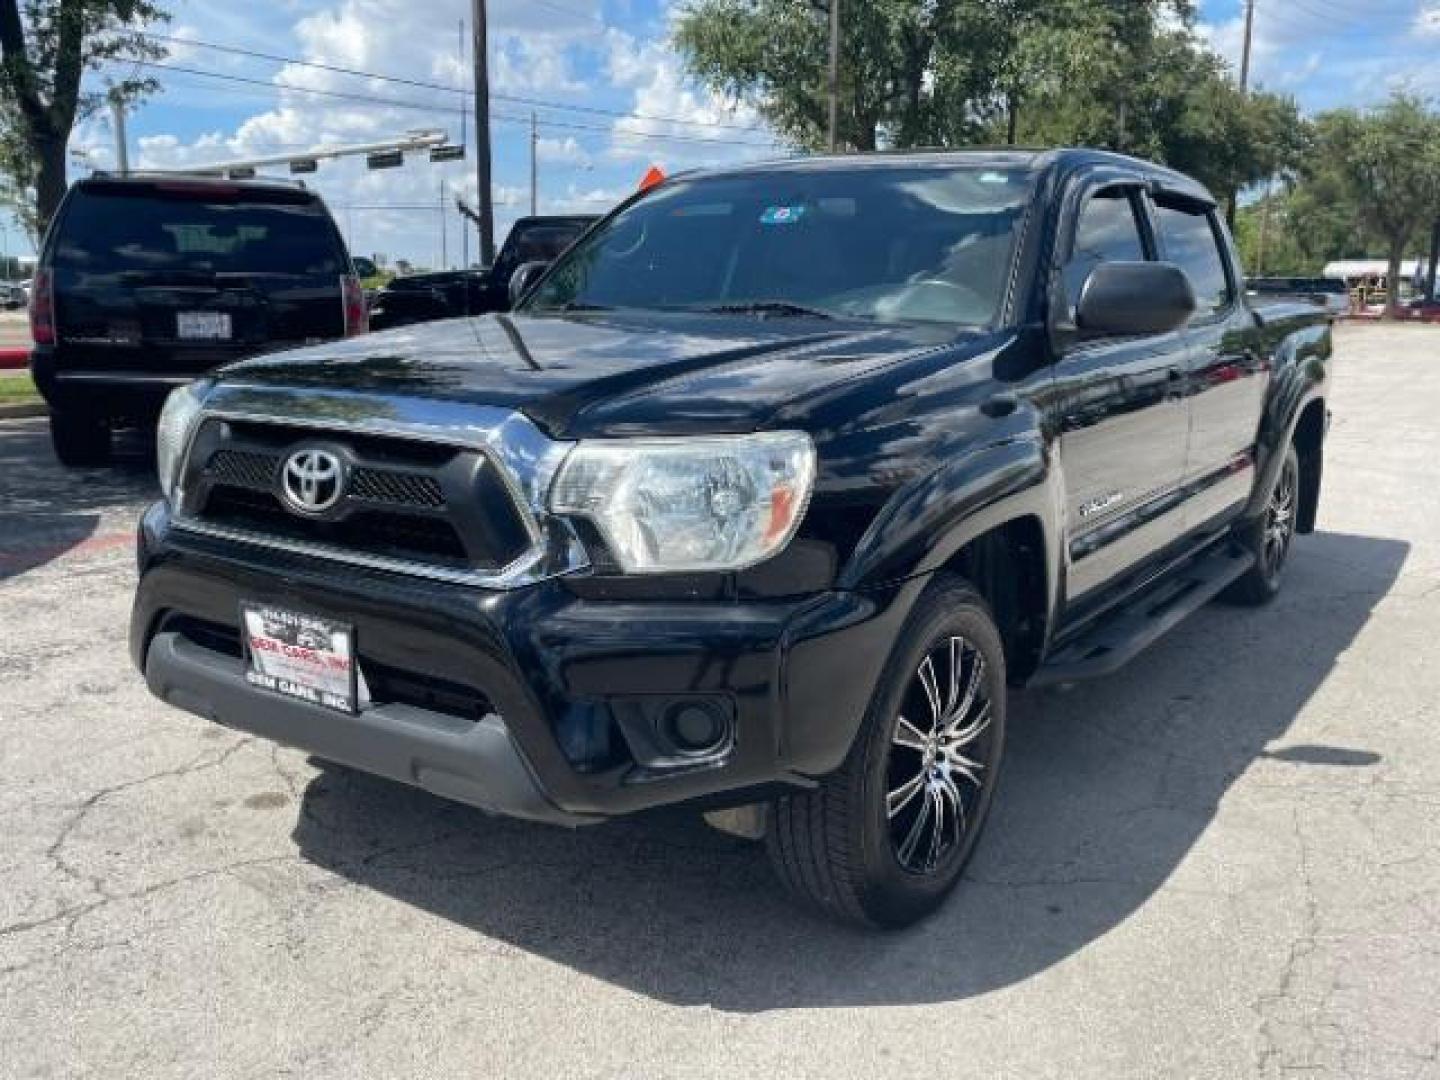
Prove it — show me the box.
[1224,444,1300,606]
[766,578,1007,929]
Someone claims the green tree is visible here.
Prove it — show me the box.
[672,1,1301,204]
[674,0,1010,151]
[1308,95,1440,317]
[0,0,167,242]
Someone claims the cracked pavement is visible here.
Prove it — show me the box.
[1,323,1438,1079]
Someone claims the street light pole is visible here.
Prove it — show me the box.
[530,111,538,216]
[471,0,495,265]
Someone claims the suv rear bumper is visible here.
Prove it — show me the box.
[131,502,920,824]
[30,345,193,421]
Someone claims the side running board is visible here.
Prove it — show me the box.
[1029,545,1256,688]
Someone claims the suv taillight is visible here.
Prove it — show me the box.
[29,269,55,345]
[342,274,368,337]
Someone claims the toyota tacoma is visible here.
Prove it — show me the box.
[131,150,1331,928]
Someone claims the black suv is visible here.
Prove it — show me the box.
[30,174,364,466]
[132,151,1331,927]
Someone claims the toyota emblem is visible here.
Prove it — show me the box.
[280,447,346,515]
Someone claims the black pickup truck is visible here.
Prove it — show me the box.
[131,150,1330,928]
[366,215,598,331]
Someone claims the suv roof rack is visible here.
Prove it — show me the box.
[85,170,309,190]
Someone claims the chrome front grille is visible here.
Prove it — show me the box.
[180,418,535,578]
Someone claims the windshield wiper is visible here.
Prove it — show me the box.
[694,301,836,320]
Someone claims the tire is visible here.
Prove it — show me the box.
[1224,444,1300,606]
[765,576,1007,929]
[49,410,113,468]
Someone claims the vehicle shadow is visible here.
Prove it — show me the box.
[0,419,156,582]
[290,530,1406,1011]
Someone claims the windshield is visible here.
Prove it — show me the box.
[524,165,1035,326]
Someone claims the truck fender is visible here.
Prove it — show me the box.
[838,433,1062,614]
[1245,319,1330,520]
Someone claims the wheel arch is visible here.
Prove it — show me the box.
[838,435,1062,683]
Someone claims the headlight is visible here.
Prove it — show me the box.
[156,381,209,501]
[550,432,816,573]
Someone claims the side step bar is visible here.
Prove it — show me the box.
[1028,545,1255,688]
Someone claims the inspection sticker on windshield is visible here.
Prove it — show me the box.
[241,603,357,714]
[760,205,806,225]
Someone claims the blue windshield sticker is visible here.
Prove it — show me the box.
[760,205,806,225]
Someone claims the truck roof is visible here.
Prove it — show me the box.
[683,147,1217,207]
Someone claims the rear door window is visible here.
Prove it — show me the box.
[1153,200,1232,317]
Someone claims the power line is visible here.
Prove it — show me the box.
[133,29,768,135]
[138,60,776,149]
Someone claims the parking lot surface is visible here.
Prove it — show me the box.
[1,323,1437,1079]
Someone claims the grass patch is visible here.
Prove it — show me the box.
[0,371,39,405]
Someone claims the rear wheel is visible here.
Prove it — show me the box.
[766,578,1007,929]
[1224,444,1299,605]
[49,410,113,467]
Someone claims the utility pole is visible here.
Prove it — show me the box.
[110,96,130,176]
[471,0,495,264]
[530,111,538,216]
[440,179,448,269]
[1227,0,1256,228]
[1239,0,1256,93]
[459,17,469,269]
[826,0,840,152]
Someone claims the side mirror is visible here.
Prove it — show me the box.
[508,260,550,307]
[1076,261,1196,338]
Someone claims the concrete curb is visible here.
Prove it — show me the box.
[0,401,45,419]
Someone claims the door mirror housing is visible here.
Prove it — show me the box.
[1076,261,1196,338]
[508,260,550,307]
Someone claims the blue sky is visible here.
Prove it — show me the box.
[8,0,1440,265]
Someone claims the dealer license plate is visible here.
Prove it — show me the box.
[241,603,357,714]
[177,311,232,341]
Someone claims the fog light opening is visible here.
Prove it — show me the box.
[662,701,729,757]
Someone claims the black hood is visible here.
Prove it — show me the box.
[220,310,986,439]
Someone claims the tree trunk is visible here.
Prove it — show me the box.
[34,134,68,242]
[1385,241,1406,321]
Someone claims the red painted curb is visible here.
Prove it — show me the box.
[0,347,29,370]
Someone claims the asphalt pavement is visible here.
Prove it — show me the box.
[0,322,1437,1079]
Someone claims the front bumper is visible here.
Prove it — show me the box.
[131,503,920,824]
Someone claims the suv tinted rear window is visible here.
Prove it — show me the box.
[52,187,346,279]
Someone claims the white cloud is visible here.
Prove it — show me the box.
[1417,4,1440,36]
[602,28,773,168]
[494,37,584,95]
[536,135,591,166]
